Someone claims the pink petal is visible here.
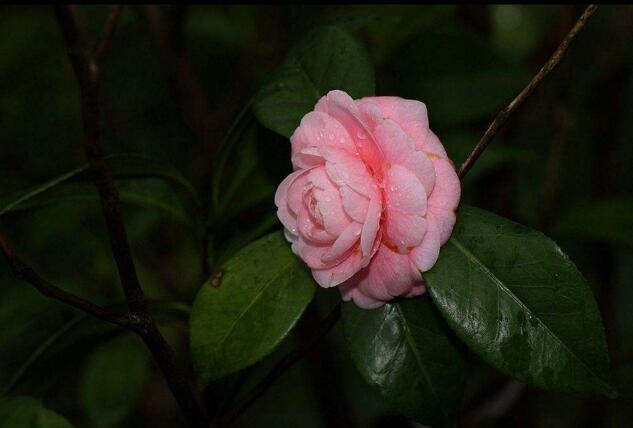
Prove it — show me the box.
[361,197,382,257]
[277,206,297,235]
[339,286,384,309]
[322,222,362,263]
[316,90,384,180]
[373,120,436,195]
[324,156,379,199]
[342,244,424,303]
[275,170,305,209]
[284,172,310,216]
[357,97,430,154]
[409,213,441,272]
[340,185,369,222]
[383,164,428,252]
[312,249,364,288]
[313,188,350,236]
[427,156,460,245]
[290,110,357,168]
[420,129,448,159]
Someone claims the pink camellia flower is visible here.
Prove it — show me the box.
[275,90,460,309]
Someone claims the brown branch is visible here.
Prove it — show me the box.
[221,303,342,426]
[52,5,208,428]
[458,4,597,179]
[0,233,132,329]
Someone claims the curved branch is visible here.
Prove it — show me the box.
[0,233,132,329]
[52,5,209,427]
[458,5,597,179]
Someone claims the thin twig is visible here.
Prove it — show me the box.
[52,5,208,427]
[458,5,597,179]
[93,5,123,64]
[0,233,132,329]
[221,303,342,426]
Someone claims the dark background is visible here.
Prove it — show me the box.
[1,4,632,427]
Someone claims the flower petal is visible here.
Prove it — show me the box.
[409,213,442,272]
[322,222,362,263]
[427,156,460,244]
[316,90,384,180]
[373,120,436,195]
[342,244,424,303]
[383,164,428,252]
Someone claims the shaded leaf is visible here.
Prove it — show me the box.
[79,335,149,427]
[190,231,316,384]
[0,153,199,216]
[426,205,616,397]
[342,296,465,427]
[0,396,73,428]
[7,180,194,228]
[253,25,375,138]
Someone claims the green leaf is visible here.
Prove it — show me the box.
[8,180,193,227]
[253,25,375,138]
[553,197,633,248]
[214,211,280,268]
[0,396,73,428]
[190,231,316,384]
[79,335,149,427]
[426,205,616,397]
[342,296,465,427]
[0,153,199,216]
[213,122,276,224]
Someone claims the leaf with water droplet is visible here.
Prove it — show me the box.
[425,205,617,398]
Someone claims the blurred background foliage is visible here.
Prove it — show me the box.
[1,4,632,427]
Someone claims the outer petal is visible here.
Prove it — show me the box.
[316,90,384,180]
[290,111,357,169]
[409,213,442,272]
[312,248,365,288]
[383,164,427,252]
[274,170,305,209]
[419,129,448,159]
[373,120,436,195]
[341,244,425,306]
[427,157,460,245]
[357,96,430,154]
[340,286,384,309]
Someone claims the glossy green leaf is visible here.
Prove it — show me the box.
[79,335,149,427]
[426,205,616,397]
[0,396,73,428]
[553,197,633,248]
[190,231,316,384]
[0,153,199,216]
[253,25,375,138]
[342,296,465,427]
